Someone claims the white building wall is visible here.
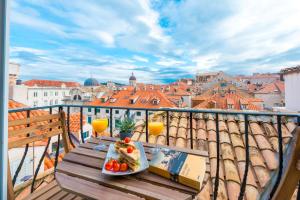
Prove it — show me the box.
[10,85,72,107]
[9,146,44,185]
[284,72,300,112]
[254,93,284,110]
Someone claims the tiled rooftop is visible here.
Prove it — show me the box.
[193,93,262,111]
[254,81,284,94]
[131,111,297,200]
[23,79,80,87]
[88,89,176,108]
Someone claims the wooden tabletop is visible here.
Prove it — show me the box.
[55,137,208,200]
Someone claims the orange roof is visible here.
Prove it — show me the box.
[131,112,297,199]
[23,79,80,87]
[87,90,176,108]
[69,112,87,134]
[194,93,262,110]
[255,81,284,94]
[44,153,65,170]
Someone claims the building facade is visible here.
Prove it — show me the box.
[9,80,80,107]
[281,66,300,112]
[254,81,285,110]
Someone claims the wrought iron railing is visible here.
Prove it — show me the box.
[8,104,300,199]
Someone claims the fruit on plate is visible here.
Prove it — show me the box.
[127,146,134,153]
[105,161,113,171]
[120,163,128,172]
[124,137,131,143]
[113,162,121,172]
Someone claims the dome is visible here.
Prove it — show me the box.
[84,78,99,87]
[129,72,136,81]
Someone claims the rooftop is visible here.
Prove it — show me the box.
[254,81,285,94]
[88,89,176,108]
[131,111,298,200]
[281,65,300,75]
[23,79,80,87]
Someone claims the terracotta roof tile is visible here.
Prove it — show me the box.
[131,111,298,199]
[255,81,284,94]
[87,89,176,108]
[23,79,80,87]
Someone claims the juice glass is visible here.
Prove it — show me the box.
[92,118,108,136]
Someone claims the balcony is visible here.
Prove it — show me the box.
[7,104,300,200]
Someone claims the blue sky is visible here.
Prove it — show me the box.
[9,0,300,84]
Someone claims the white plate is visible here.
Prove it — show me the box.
[102,142,149,176]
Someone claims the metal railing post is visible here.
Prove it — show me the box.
[166,111,170,146]
[94,107,98,137]
[213,113,220,200]
[145,110,149,142]
[110,108,113,137]
[270,115,283,198]
[80,107,84,143]
[189,112,193,149]
[238,114,249,200]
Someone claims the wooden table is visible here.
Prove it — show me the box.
[55,137,208,200]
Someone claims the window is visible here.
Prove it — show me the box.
[55,99,58,104]
[96,108,100,113]
[83,131,89,139]
[88,108,92,112]
[44,92,48,97]
[33,101,38,107]
[115,119,121,127]
[115,110,119,114]
[136,111,141,117]
[33,92,38,97]
[55,91,58,96]
[50,100,53,105]
[106,109,109,114]
[88,116,92,124]
[241,104,247,109]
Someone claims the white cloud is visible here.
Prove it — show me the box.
[133,55,149,62]
[192,53,221,72]
[156,57,185,66]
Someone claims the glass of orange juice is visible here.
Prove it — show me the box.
[92,118,108,136]
[148,121,164,136]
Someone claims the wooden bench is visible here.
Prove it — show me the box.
[7,110,81,200]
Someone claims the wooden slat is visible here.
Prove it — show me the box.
[9,121,61,137]
[60,193,77,200]
[8,129,63,149]
[9,114,60,127]
[35,185,61,200]
[56,162,193,200]
[50,190,69,200]
[64,151,197,195]
[56,172,143,200]
[24,181,58,200]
